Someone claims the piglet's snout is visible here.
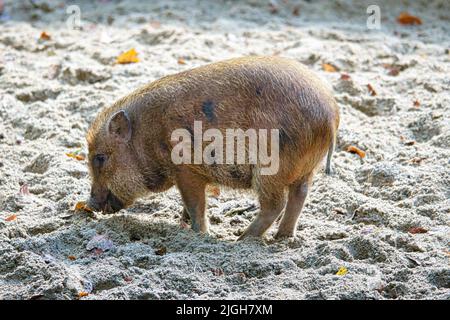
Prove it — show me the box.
[88,186,109,212]
[88,186,125,214]
[105,192,124,213]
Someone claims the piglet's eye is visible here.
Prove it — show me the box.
[93,154,107,167]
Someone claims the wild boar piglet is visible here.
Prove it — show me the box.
[86,56,340,239]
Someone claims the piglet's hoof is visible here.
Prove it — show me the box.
[274,231,295,240]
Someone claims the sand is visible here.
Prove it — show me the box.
[0,0,449,300]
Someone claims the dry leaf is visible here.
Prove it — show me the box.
[413,100,420,107]
[408,227,428,234]
[39,31,51,41]
[155,247,167,256]
[177,58,186,65]
[78,291,89,298]
[116,48,139,64]
[68,255,76,261]
[66,151,85,161]
[340,73,351,80]
[336,266,348,276]
[367,84,377,96]
[5,214,17,222]
[346,145,366,158]
[322,63,337,72]
[388,67,400,76]
[409,157,426,164]
[397,12,422,25]
[74,201,94,213]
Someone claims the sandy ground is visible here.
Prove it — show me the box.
[0,0,449,300]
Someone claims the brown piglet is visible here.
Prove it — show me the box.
[86,56,339,240]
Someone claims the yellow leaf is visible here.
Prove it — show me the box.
[322,63,337,72]
[336,266,348,276]
[397,12,422,25]
[74,201,94,213]
[5,214,17,222]
[39,31,51,41]
[346,145,366,158]
[116,48,139,64]
[66,152,85,161]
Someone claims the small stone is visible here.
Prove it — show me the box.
[86,234,114,252]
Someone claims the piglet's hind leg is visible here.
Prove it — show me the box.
[238,190,286,240]
[275,175,311,239]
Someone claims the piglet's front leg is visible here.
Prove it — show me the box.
[175,168,208,233]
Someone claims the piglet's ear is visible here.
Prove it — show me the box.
[107,110,132,142]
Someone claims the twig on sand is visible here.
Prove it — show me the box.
[225,204,257,217]
[349,210,358,220]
